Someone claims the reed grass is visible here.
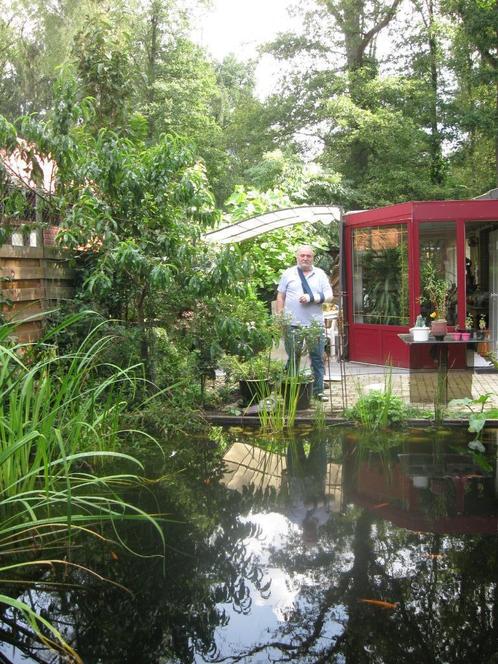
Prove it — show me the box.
[256,369,313,431]
[0,313,164,661]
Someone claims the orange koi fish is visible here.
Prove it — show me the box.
[359,599,399,609]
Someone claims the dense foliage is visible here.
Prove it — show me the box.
[1,0,495,210]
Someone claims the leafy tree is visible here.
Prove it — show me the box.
[245,148,345,205]
[0,0,96,118]
[223,184,338,296]
[442,0,498,191]
[212,55,276,202]
[0,73,251,383]
[73,8,133,129]
[263,0,403,194]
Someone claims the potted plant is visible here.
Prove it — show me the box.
[278,367,315,410]
[278,321,322,410]
[476,314,490,355]
[461,313,474,341]
[409,314,430,342]
[220,352,284,406]
[477,314,487,340]
[422,262,451,340]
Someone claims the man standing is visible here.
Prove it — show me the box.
[276,245,333,401]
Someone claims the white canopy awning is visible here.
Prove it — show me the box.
[203,205,342,244]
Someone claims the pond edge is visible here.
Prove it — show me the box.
[204,414,498,428]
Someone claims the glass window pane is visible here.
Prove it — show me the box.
[419,221,457,326]
[352,225,409,326]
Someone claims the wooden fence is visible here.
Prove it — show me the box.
[0,226,75,342]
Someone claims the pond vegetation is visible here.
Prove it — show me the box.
[0,315,165,660]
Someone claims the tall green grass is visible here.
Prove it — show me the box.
[257,370,313,431]
[0,313,164,661]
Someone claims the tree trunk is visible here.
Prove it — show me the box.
[427,0,444,184]
[145,1,160,137]
[323,0,403,181]
[136,287,156,388]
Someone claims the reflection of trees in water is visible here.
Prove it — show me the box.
[67,484,273,663]
[0,460,272,664]
[227,454,498,664]
[220,517,498,663]
[3,432,497,664]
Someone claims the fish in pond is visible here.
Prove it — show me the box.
[359,599,398,609]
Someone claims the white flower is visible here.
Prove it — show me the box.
[468,439,485,453]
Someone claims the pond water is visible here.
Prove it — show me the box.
[2,425,498,663]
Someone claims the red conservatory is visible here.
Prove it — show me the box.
[343,199,498,369]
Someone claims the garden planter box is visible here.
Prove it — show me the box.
[239,378,273,406]
[279,378,314,410]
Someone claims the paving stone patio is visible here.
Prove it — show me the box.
[270,341,498,414]
[324,365,498,413]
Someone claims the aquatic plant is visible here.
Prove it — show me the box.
[448,393,493,452]
[0,314,164,660]
[256,367,315,431]
[346,370,407,431]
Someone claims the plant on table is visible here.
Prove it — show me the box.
[422,261,451,327]
[477,314,488,340]
[464,313,474,331]
[410,314,430,341]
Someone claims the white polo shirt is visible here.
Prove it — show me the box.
[278,266,332,326]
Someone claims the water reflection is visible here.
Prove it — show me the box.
[1,427,497,663]
[345,428,498,534]
[222,437,342,543]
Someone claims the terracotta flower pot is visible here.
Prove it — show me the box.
[430,319,447,340]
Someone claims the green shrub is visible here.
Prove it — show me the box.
[219,352,285,381]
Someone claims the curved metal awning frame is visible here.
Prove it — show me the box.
[203,205,342,244]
